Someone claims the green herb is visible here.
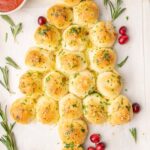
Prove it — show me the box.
[72,104,77,107]
[126,16,129,20]
[64,143,74,149]
[46,76,50,82]
[126,105,131,111]
[103,0,109,6]
[103,0,126,21]
[1,15,23,41]
[0,105,17,150]
[124,88,128,92]
[117,56,129,68]
[129,128,137,143]
[0,66,11,93]
[103,52,110,61]
[5,32,8,42]
[5,57,20,69]
[1,15,15,26]
[11,23,22,40]
[81,128,85,132]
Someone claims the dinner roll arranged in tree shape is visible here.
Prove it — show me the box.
[90,21,117,47]
[59,93,83,119]
[25,47,55,72]
[108,95,133,125]
[10,97,36,124]
[83,93,108,124]
[58,119,88,145]
[36,96,59,124]
[34,24,61,50]
[10,0,134,149]
[47,4,73,29]
[62,25,89,52]
[19,71,44,95]
[69,70,96,98]
[89,47,117,73]
[97,71,123,100]
[43,71,69,101]
[73,1,99,26]
[56,50,87,75]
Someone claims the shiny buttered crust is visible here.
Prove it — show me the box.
[47,4,73,29]
[43,71,69,100]
[58,119,88,145]
[62,0,81,7]
[69,70,96,98]
[62,25,89,52]
[83,93,108,124]
[90,21,117,47]
[56,50,87,75]
[10,97,36,124]
[34,24,61,50]
[97,71,122,100]
[59,93,83,119]
[25,47,55,72]
[108,95,133,125]
[19,71,43,95]
[74,1,99,26]
[36,96,59,124]
[89,48,116,73]
[62,144,83,150]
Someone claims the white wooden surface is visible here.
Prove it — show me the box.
[0,0,150,149]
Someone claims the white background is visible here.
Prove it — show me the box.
[0,0,150,150]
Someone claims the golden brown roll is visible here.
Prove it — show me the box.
[69,70,96,98]
[25,47,55,72]
[34,24,61,50]
[108,95,133,125]
[19,71,43,95]
[56,50,87,75]
[89,48,116,73]
[47,4,73,29]
[10,97,36,124]
[58,119,88,145]
[36,96,59,124]
[43,71,69,100]
[83,93,108,124]
[90,21,117,47]
[97,71,122,100]
[62,25,89,52]
[73,1,99,26]
[59,93,83,119]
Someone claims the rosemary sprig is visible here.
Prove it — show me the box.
[5,57,20,69]
[103,0,126,21]
[0,105,17,150]
[129,128,137,143]
[117,56,129,68]
[1,15,23,41]
[0,66,11,93]
[103,0,109,6]
[1,15,15,26]
[5,32,8,42]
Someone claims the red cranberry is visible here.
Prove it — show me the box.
[119,26,127,35]
[90,134,101,143]
[88,146,96,150]
[96,142,106,150]
[118,35,129,44]
[38,16,47,25]
[132,103,141,113]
